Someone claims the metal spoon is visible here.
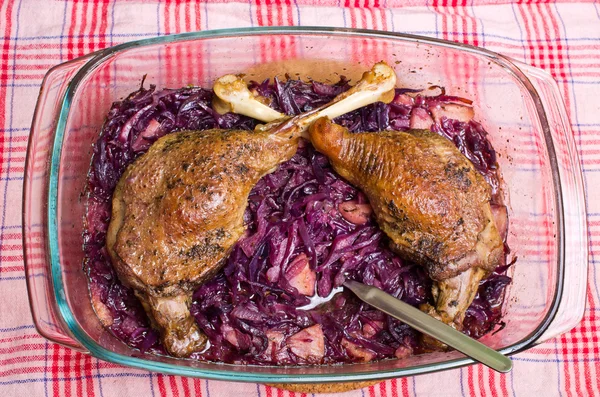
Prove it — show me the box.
[344,280,513,373]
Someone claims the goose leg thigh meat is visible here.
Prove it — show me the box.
[106,128,300,357]
[308,117,505,333]
[105,63,397,357]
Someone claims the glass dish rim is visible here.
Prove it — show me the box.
[40,26,566,382]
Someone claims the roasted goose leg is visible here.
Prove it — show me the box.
[105,63,397,357]
[307,118,505,332]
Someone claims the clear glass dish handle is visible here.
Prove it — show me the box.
[513,61,589,343]
[24,55,99,353]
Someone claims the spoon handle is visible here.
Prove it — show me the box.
[344,280,512,373]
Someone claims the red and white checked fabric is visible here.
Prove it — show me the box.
[1,0,599,396]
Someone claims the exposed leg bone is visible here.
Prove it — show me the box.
[294,62,396,130]
[213,74,286,122]
[213,62,397,139]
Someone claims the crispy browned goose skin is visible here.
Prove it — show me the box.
[106,128,301,356]
[308,117,504,332]
[106,63,397,357]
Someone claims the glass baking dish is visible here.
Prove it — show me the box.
[24,27,588,383]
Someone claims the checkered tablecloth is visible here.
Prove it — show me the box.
[2,0,599,396]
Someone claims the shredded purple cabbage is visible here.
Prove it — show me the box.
[84,76,510,364]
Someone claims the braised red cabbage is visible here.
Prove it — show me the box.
[84,76,510,364]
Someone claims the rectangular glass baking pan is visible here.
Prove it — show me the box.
[23,27,588,383]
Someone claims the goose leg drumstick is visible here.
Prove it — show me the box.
[307,118,505,336]
[105,63,397,357]
[212,73,286,123]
